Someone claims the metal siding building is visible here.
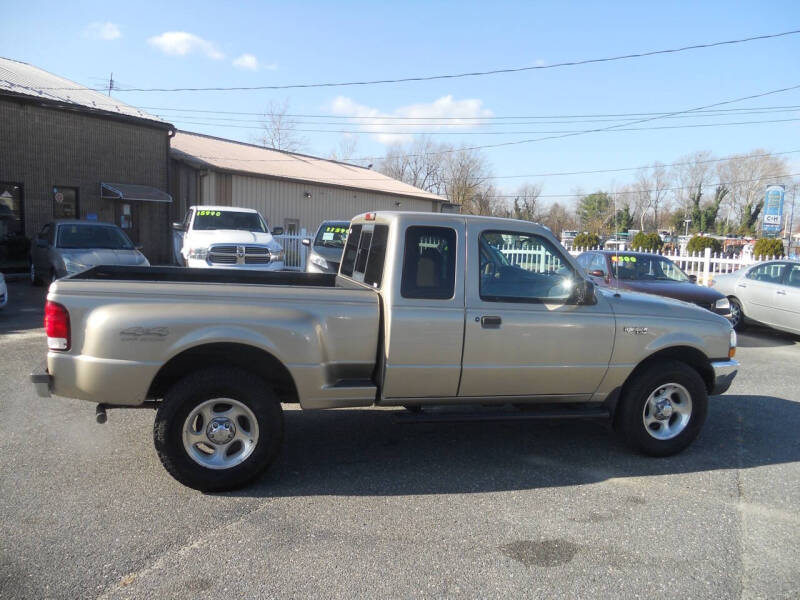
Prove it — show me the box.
[170,131,447,237]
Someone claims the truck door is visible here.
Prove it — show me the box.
[380,221,466,400]
[459,223,614,399]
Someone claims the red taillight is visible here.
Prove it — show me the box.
[45,301,70,351]
[364,212,376,221]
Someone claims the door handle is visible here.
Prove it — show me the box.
[737,283,747,288]
[776,290,786,295]
[480,315,502,328]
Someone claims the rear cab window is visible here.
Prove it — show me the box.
[340,223,389,288]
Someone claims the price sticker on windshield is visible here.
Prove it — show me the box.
[197,210,222,216]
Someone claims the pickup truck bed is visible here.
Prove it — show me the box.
[72,265,339,287]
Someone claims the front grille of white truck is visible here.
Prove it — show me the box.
[208,244,272,265]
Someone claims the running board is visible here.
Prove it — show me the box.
[393,405,610,424]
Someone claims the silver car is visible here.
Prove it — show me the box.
[711,260,800,334]
[30,220,149,285]
[302,221,350,273]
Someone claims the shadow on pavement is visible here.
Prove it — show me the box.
[736,326,800,348]
[228,393,799,498]
[0,280,47,334]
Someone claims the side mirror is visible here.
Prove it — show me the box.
[301,238,311,246]
[689,274,698,283]
[272,227,284,236]
[36,238,48,248]
[574,279,596,305]
[135,245,144,251]
[589,269,605,278]
[171,221,184,231]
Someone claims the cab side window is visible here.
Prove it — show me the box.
[590,254,608,275]
[479,230,575,303]
[401,226,457,299]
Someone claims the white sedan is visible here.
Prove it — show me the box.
[711,260,800,335]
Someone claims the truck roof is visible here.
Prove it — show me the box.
[351,211,554,237]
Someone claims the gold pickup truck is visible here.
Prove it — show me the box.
[31,212,738,491]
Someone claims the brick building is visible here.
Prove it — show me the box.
[0,57,174,272]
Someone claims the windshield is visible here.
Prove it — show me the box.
[314,222,350,248]
[192,210,268,233]
[57,224,134,250]
[613,254,689,282]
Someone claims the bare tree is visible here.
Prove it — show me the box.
[444,145,492,214]
[671,151,714,219]
[377,136,447,195]
[541,202,578,235]
[716,150,790,234]
[631,162,670,231]
[511,183,543,221]
[255,99,307,153]
[328,136,369,166]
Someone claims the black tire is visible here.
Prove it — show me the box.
[154,367,284,492]
[30,261,43,287]
[728,297,746,331]
[617,360,708,457]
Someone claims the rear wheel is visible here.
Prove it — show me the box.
[728,297,746,331]
[154,367,283,491]
[618,360,708,457]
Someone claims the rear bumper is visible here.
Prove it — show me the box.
[30,363,52,398]
[710,359,739,395]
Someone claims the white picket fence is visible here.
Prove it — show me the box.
[273,230,309,271]
[568,246,786,286]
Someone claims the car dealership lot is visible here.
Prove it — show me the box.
[1,281,798,599]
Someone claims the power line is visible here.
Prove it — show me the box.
[30,28,800,92]
[148,105,800,126]
[165,115,800,135]
[137,103,800,120]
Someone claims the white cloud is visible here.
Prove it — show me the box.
[85,22,121,40]
[147,31,224,60]
[233,54,259,71]
[329,95,494,144]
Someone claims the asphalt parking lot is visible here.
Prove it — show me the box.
[1,278,798,599]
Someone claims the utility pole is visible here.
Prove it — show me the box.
[107,73,114,96]
[787,184,796,257]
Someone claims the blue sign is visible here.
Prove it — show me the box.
[86,213,98,221]
[762,185,785,234]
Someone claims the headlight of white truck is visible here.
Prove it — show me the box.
[271,249,285,262]
[310,254,327,269]
[715,298,730,311]
[188,248,209,260]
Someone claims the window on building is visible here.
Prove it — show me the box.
[53,186,79,219]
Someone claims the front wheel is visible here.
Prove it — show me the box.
[154,367,284,491]
[728,297,746,331]
[617,360,708,457]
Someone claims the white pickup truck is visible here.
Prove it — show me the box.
[32,211,738,491]
[172,205,285,270]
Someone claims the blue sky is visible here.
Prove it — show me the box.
[3,0,800,203]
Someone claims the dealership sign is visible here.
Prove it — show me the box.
[762,184,785,234]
